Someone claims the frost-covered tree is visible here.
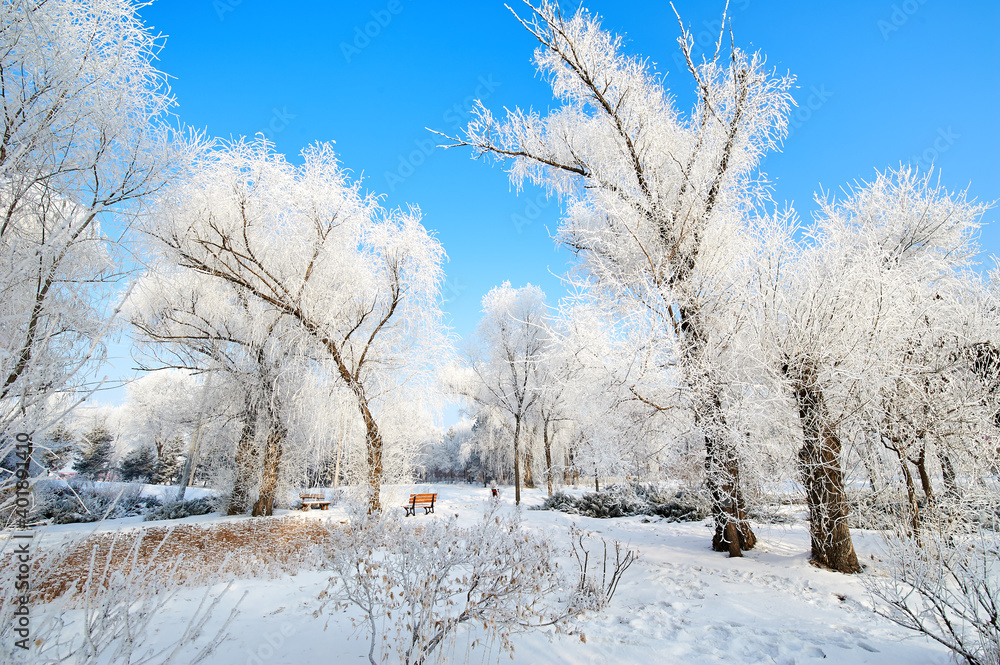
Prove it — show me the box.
[551,298,686,489]
[74,421,116,480]
[149,435,184,485]
[40,423,78,474]
[440,1,792,554]
[460,283,550,505]
[758,168,989,573]
[530,342,573,496]
[0,0,187,457]
[416,426,467,483]
[119,370,198,465]
[143,140,447,512]
[127,268,300,515]
[118,445,156,482]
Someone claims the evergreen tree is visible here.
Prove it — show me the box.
[73,423,115,480]
[42,424,77,474]
[150,436,185,485]
[119,446,157,482]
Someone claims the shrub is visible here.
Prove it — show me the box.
[574,487,644,518]
[32,481,161,524]
[320,502,572,665]
[568,526,639,612]
[119,446,157,482]
[143,497,216,521]
[538,483,710,522]
[0,530,241,664]
[865,524,1000,665]
[73,423,115,480]
[537,491,580,514]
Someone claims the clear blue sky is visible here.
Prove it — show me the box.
[99,0,1000,404]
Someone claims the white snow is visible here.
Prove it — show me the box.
[6,483,953,664]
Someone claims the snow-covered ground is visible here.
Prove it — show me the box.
[5,483,953,664]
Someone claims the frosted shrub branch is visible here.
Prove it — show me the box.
[568,525,639,611]
[0,530,243,664]
[319,502,608,665]
[865,524,999,665]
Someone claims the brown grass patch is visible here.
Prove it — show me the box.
[17,515,346,602]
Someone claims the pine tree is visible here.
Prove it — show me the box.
[74,423,115,480]
[42,424,77,474]
[119,446,157,482]
[150,436,185,485]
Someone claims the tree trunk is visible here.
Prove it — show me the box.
[544,421,554,497]
[700,391,756,557]
[913,443,934,503]
[565,444,577,486]
[357,398,384,514]
[228,400,260,515]
[898,450,921,537]
[524,435,535,489]
[860,441,882,495]
[939,449,958,497]
[252,421,285,517]
[333,432,344,489]
[791,373,861,574]
[512,416,522,505]
[679,306,756,556]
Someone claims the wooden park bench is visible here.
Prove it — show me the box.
[300,493,331,511]
[403,493,437,517]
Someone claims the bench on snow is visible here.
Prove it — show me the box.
[403,493,437,516]
[300,493,330,510]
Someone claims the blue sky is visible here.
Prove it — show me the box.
[98,0,1000,405]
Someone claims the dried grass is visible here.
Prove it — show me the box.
[14,515,346,602]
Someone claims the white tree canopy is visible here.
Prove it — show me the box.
[142,138,448,510]
[0,0,188,457]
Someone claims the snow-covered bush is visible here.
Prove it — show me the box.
[574,487,645,519]
[568,526,639,612]
[538,484,710,522]
[865,524,999,665]
[646,498,710,522]
[538,491,580,514]
[31,481,161,524]
[0,530,241,664]
[143,497,216,521]
[320,502,572,665]
[849,489,921,531]
[636,485,711,521]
